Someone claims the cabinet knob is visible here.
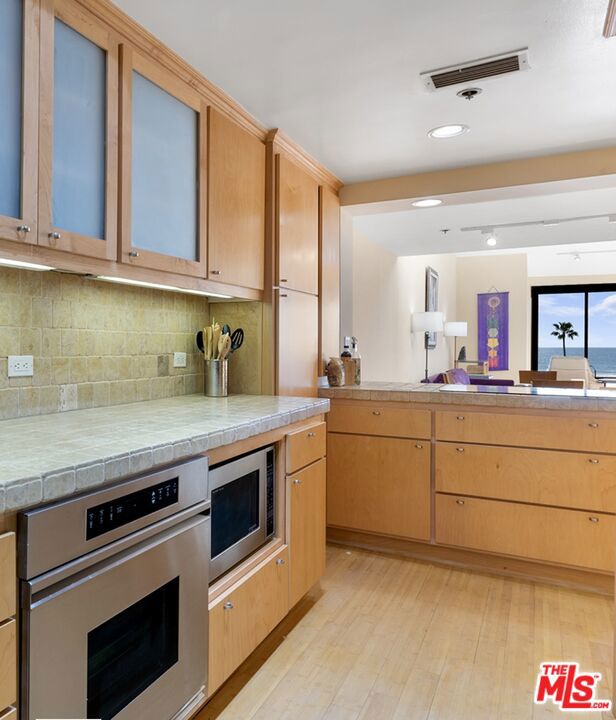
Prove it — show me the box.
[292,478,302,485]
[456,415,465,421]
[456,447,465,453]
[48,231,61,241]
[588,422,599,429]
[210,270,221,275]
[279,293,288,298]
[456,499,465,506]
[588,516,599,523]
[276,558,286,566]
[372,410,381,416]
[17,224,31,233]
[224,601,234,610]
[280,278,288,283]
[588,458,600,464]
[307,431,316,438]
[128,250,140,258]
[415,443,423,449]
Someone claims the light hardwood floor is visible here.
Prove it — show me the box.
[197,545,614,720]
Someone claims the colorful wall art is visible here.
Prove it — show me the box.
[477,291,509,371]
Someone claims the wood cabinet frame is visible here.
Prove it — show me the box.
[38,0,118,260]
[119,44,207,277]
[0,0,39,246]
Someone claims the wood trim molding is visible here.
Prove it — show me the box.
[605,0,616,37]
[339,146,616,206]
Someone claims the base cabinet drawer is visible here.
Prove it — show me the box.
[208,546,289,694]
[286,422,326,475]
[328,402,431,439]
[0,533,15,622]
[289,459,326,607]
[436,443,616,512]
[0,620,16,713]
[435,410,616,453]
[435,494,615,571]
[327,434,430,541]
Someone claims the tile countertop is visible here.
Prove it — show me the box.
[319,380,616,412]
[0,394,329,513]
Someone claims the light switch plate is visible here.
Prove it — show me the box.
[173,352,187,368]
[8,355,34,377]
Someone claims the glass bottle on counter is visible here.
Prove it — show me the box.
[350,337,361,385]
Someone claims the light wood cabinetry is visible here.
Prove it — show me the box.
[0,621,16,715]
[277,289,318,397]
[435,409,616,453]
[328,402,431,439]
[327,434,431,541]
[208,545,289,694]
[436,442,616,512]
[276,154,319,295]
[119,45,207,277]
[0,534,15,717]
[207,107,265,290]
[289,459,326,607]
[38,0,118,260]
[319,186,340,369]
[0,0,38,247]
[286,421,326,475]
[435,493,615,572]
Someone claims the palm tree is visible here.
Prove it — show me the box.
[551,322,579,356]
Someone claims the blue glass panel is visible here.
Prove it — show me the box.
[53,19,106,238]
[131,71,198,261]
[0,0,23,219]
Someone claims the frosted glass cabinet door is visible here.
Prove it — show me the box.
[120,47,207,277]
[38,0,118,260]
[0,0,38,245]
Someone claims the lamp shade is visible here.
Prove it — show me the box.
[444,321,468,338]
[411,311,443,333]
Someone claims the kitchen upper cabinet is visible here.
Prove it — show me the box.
[120,46,207,277]
[277,154,319,295]
[319,186,340,368]
[289,459,326,607]
[327,434,431,541]
[208,108,265,290]
[0,0,38,246]
[277,289,318,397]
[38,0,118,259]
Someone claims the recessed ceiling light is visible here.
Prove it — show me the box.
[486,236,497,247]
[428,124,469,139]
[412,198,442,208]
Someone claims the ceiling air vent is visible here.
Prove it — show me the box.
[420,49,529,91]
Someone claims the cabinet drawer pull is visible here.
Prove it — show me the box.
[292,478,302,485]
[128,250,140,258]
[456,499,465,506]
[588,422,599,428]
[276,558,286,566]
[210,270,221,275]
[280,278,288,282]
[279,293,288,298]
[456,415,465,421]
[17,224,31,233]
[588,458,600,464]
[307,431,316,438]
[372,410,381,416]
[48,231,61,241]
[415,443,423,449]
[456,447,465,453]
[224,601,234,610]
[589,516,599,523]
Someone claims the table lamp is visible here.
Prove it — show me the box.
[412,311,444,380]
[444,321,468,368]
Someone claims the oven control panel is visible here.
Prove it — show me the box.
[86,478,179,540]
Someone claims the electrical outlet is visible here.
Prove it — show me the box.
[173,352,187,368]
[8,355,34,377]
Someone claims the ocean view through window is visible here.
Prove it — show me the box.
[532,284,616,377]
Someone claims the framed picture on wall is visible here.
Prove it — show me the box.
[425,266,439,349]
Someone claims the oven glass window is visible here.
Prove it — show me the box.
[87,577,179,720]
[211,470,259,558]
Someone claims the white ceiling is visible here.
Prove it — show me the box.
[352,177,616,256]
[113,0,616,184]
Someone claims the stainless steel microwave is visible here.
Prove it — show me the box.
[209,445,275,582]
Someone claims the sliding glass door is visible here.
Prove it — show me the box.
[531,284,616,377]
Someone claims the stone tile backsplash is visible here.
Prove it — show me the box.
[0,267,210,419]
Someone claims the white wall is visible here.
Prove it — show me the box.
[349,231,457,382]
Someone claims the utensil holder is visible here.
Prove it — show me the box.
[205,359,228,397]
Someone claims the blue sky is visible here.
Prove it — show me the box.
[538,291,616,348]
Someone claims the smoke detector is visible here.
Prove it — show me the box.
[420,49,530,91]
